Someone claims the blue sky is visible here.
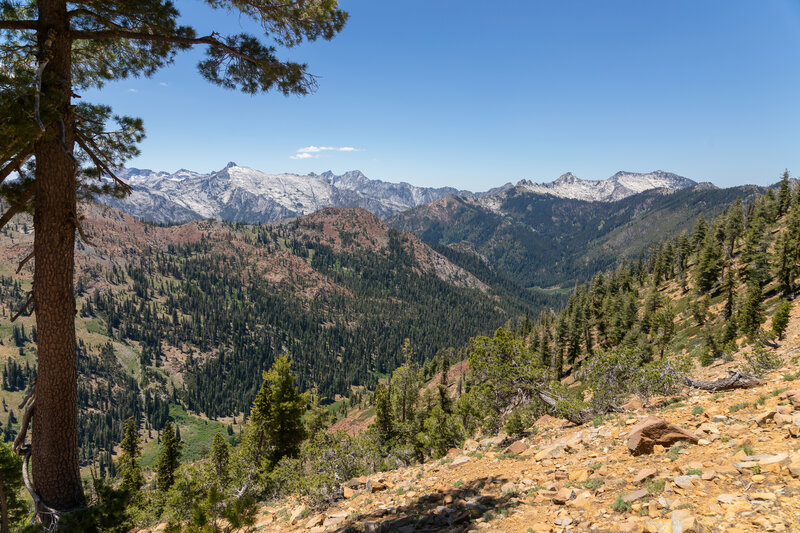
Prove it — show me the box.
[84,1,800,191]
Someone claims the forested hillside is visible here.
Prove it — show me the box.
[0,204,554,468]
[390,183,766,288]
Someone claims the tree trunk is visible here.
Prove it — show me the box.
[683,371,762,391]
[32,0,85,519]
[0,483,9,533]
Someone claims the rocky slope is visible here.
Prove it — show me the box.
[240,305,800,533]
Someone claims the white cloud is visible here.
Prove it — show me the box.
[128,88,137,93]
[295,145,363,154]
[290,152,316,160]
[159,82,169,87]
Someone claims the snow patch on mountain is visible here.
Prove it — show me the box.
[516,170,695,202]
[107,164,470,224]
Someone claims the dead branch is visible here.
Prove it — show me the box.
[69,212,96,247]
[683,370,762,391]
[16,249,33,274]
[534,388,597,425]
[10,292,33,322]
[34,40,52,133]
[17,381,34,411]
[12,400,33,456]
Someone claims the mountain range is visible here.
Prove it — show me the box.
[105,164,698,224]
[109,163,468,223]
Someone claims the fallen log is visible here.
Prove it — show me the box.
[683,370,762,391]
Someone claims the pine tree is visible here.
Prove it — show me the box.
[303,386,331,438]
[117,417,143,498]
[245,354,308,469]
[372,383,395,447]
[778,170,792,216]
[739,282,765,341]
[724,199,744,257]
[438,349,452,414]
[775,232,794,296]
[209,433,230,490]
[391,340,421,427]
[694,233,721,294]
[155,420,182,492]
[0,1,347,515]
[772,300,792,341]
[0,442,26,533]
[692,213,708,252]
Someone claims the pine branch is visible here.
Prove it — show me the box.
[0,181,35,231]
[0,150,32,188]
[74,131,132,194]
[0,21,36,31]
[71,30,260,65]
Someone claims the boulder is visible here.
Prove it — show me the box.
[552,487,574,505]
[779,389,800,408]
[633,467,657,484]
[754,410,776,426]
[623,488,649,503]
[670,509,702,532]
[504,439,528,455]
[462,438,480,452]
[450,455,471,467]
[627,416,699,456]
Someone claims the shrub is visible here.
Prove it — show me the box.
[268,431,380,508]
[612,494,632,513]
[745,347,782,376]
[504,408,527,437]
[646,478,665,495]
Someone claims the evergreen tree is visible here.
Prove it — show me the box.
[303,386,331,439]
[775,232,794,296]
[391,340,421,428]
[739,282,765,341]
[209,433,231,490]
[245,354,308,470]
[772,300,792,341]
[372,384,395,447]
[651,306,676,359]
[117,417,143,498]
[437,349,452,414]
[0,0,347,515]
[0,442,26,533]
[155,420,182,492]
[692,213,708,251]
[725,199,744,257]
[694,233,721,294]
[778,170,792,217]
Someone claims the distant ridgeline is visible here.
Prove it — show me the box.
[389,182,766,287]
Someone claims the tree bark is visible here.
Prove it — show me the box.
[32,0,85,519]
[0,483,9,533]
